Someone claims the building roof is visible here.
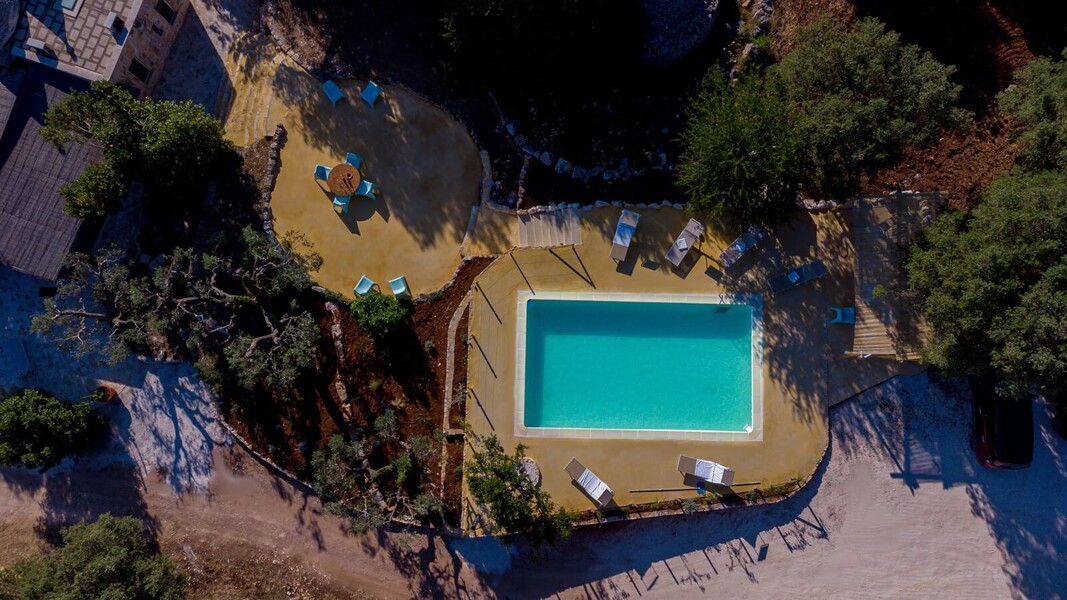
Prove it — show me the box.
[10,0,136,81]
[0,65,100,281]
[850,192,940,361]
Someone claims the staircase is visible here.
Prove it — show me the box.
[217,35,286,147]
[517,207,582,248]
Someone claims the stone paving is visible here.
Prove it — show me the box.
[0,267,230,494]
[13,0,132,78]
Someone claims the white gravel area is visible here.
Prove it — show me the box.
[0,268,230,494]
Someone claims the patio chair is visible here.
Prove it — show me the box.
[677,455,736,486]
[353,275,376,296]
[768,260,828,295]
[610,209,640,262]
[345,152,363,169]
[332,195,351,213]
[355,179,377,198]
[665,218,706,267]
[389,276,411,299]
[314,165,331,181]
[361,81,382,107]
[829,306,856,324]
[564,458,614,508]
[322,80,345,106]
[719,225,768,270]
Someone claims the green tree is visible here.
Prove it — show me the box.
[998,49,1067,171]
[0,389,104,470]
[311,435,388,534]
[349,292,409,339]
[40,81,230,219]
[678,70,802,224]
[465,434,575,548]
[772,17,970,197]
[59,162,128,220]
[907,169,1067,397]
[0,514,186,600]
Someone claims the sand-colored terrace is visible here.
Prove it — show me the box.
[463,205,921,522]
[268,78,482,296]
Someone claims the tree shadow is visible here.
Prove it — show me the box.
[152,6,234,120]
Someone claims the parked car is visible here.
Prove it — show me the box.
[973,381,1033,469]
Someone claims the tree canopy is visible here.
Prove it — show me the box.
[349,292,409,340]
[41,81,230,220]
[465,434,575,549]
[998,49,1067,172]
[906,169,1067,397]
[0,389,104,470]
[32,228,323,390]
[677,70,802,224]
[0,514,186,600]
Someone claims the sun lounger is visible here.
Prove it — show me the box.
[361,81,382,107]
[610,209,640,262]
[322,80,345,106]
[332,195,350,213]
[389,276,411,299]
[768,260,828,295]
[719,225,768,269]
[677,455,736,486]
[345,153,363,169]
[565,458,613,507]
[665,218,705,267]
[829,306,855,324]
[353,275,376,296]
[355,179,377,198]
[314,165,331,181]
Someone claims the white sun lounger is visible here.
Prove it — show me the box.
[611,209,640,262]
[565,457,614,507]
[665,218,706,267]
[677,455,736,486]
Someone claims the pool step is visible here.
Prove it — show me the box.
[517,207,582,248]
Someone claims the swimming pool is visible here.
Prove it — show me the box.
[515,292,763,441]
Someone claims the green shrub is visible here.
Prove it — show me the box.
[374,409,398,440]
[0,514,186,599]
[678,70,802,225]
[59,162,127,220]
[771,17,970,197]
[0,389,105,470]
[907,169,1067,397]
[349,292,409,339]
[998,49,1067,171]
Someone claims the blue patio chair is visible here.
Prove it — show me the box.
[355,179,377,198]
[314,165,331,181]
[361,81,382,107]
[389,276,411,299]
[353,275,376,296]
[332,195,351,213]
[323,80,345,106]
[829,306,856,325]
[345,152,363,169]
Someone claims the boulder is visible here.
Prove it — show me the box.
[594,200,610,208]
[539,151,555,166]
[641,0,719,66]
[555,158,574,176]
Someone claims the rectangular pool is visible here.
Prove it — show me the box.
[515,292,762,441]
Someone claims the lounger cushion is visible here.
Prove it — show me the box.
[577,468,610,501]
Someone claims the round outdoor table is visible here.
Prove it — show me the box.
[327,163,361,196]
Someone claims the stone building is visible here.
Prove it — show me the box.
[6,0,189,97]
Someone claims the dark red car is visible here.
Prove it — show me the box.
[973,382,1033,469]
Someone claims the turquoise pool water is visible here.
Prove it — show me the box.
[523,299,753,431]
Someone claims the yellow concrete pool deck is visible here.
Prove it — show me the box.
[463,206,860,524]
[269,78,481,296]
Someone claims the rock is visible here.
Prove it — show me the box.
[589,166,604,178]
[603,170,618,182]
[539,151,555,166]
[555,158,574,176]
[506,121,521,136]
[611,201,623,207]
[581,204,593,211]
[594,200,610,207]
[742,42,760,62]
[661,200,673,208]
[635,203,648,209]
[569,203,580,209]
[619,158,629,171]
[571,166,591,179]
[641,0,719,66]
[673,203,685,210]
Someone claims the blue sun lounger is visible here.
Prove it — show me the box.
[389,276,410,299]
[610,209,640,262]
[768,260,828,295]
[353,275,376,296]
[322,80,345,106]
[361,81,382,107]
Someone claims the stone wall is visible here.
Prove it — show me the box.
[111,0,190,97]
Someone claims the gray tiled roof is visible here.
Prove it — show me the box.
[0,65,100,281]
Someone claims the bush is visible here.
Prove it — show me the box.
[465,434,576,549]
[0,389,105,470]
[0,514,186,599]
[907,169,1067,397]
[678,70,802,224]
[349,292,409,339]
[998,49,1067,171]
[59,162,128,221]
[771,17,970,197]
